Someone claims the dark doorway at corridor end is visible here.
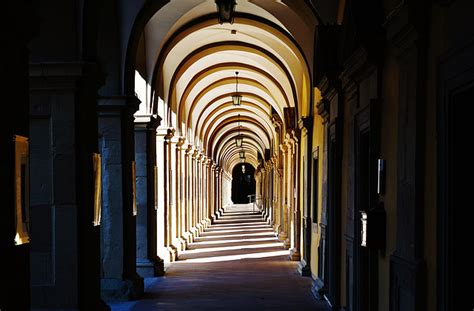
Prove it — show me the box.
[231,163,256,204]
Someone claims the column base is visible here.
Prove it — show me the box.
[190,227,199,239]
[274,224,281,235]
[283,238,291,249]
[196,223,203,234]
[311,277,326,300]
[289,248,301,261]
[136,257,165,277]
[172,238,186,252]
[167,246,178,262]
[278,231,286,241]
[180,236,188,250]
[297,259,311,276]
[101,274,144,302]
[183,231,193,244]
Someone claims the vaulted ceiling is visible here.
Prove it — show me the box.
[134,0,317,172]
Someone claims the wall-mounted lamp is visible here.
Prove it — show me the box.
[215,0,236,24]
[232,71,242,106]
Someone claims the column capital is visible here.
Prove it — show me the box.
[156,127,175,139]
[271,155,278,165]
[134,115,161,130]
[205,158,213,167]
[298,116,313,135]
[184,144,194,156]
[175,136,186,148]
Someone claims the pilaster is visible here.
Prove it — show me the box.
[134,115,164,277]
[98,95,144,301]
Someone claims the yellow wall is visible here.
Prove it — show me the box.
[310,89,325,278]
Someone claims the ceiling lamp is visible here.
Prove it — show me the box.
[239,150,245,159]
[232,71,242,106]
[215,0,236,24]
[235,114,243,147]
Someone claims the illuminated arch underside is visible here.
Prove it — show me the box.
[142,1,315,174]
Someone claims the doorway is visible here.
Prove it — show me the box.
[231,163,256,204]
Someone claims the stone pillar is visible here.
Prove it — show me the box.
[190,150,198,238]
[172,137,186,251]
[215,165,220,217]
[164,131,177,260]
[98,95,144,300]
[156,128,174,262]
[205,159,213,225]
[168,136,181,253]
[289,133,301,261]
[273,159,282,233]
[195,154,202,232]
[183,145,193,243]
[210,163,217,221]
[297,117,313,275]
[134,116,164,277]
[279,144,289,247]
[28,63,108,310]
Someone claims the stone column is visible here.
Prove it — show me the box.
[196,154,203,233]
[183,145,193,244]
[28,62,108,310]
[273,158,282,233]
[214,166,220,219]
[134,116,164,277]
[190,150,198,238]
[98,95,144,300]
[164,129,177,261]
[169,136,182,252]
[289,133,301,261]
[205,159,213,225]
[297,117,313,275]
[279,144,289,247]
[210,163,217,221]
[156,128,173,262]
[173,137,186,251]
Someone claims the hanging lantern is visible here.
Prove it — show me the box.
[232,71,242,106]
[215,0,236,24]
[236,136,243,148]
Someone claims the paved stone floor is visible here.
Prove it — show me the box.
[110,204,329,310]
